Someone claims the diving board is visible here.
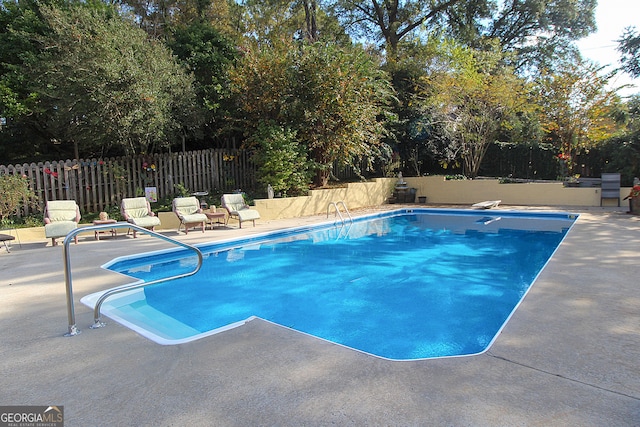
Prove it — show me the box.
[472,200,501,209]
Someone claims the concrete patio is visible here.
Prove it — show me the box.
[1,205,639,426]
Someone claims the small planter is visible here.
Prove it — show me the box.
[418,196,427,204]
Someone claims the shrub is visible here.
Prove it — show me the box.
[249,122,312,197]
[0,174,36,227]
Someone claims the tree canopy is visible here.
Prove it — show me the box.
[0,0,198,159]
[618,27,640,78]
[535,60,624,175]
[420,39,533,177]
[0,0,637,189]
[332,0,596,69]
[232,40,395,187]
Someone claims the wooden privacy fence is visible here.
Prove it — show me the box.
[0,149,256,214]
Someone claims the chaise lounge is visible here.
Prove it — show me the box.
[221,194,260,228]
[44,200,81,246]
[172,196,207,234]
[121,197,161,237]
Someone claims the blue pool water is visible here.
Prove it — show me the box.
[83,209,577,360]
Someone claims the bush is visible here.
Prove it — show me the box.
[0,174,36,227]
[249,122,312,197]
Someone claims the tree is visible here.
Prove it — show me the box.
[235,0,349,48]
[167,20,238,147]
[115,0,176,38]
[332,0,463,61]
[618,27,640,78]
[290,42,395,185]
[421,39,533,177]
[477,0,596,71]
[0,1,198,159]
[232,41,395,186]
[535,60,625,176]
[301,0,318,42]
[0,0,52,160]
[334,0,596,71]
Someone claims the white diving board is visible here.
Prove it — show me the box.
[472,200,501,209]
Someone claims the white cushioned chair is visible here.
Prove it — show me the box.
[221,194,260,228]
[172,196,207,234]
[44,200,81,246]
[120,197,161,237]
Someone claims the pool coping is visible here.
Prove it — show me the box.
[1,204,638,425]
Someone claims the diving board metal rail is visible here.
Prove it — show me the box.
[327,201,353,224]
[62,223,203,337]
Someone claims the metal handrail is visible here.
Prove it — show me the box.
[336,201,353,223]
[327,201,353,224]
[327,202,345,224]
[62,222,203,337]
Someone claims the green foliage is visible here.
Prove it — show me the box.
[232,40,395,187]
[167,21,237,116]
[0,1,198,158]
[422,38,533,177]
[238,0,349,47]
[287,42,395,185]
[534,60,624,175]
[444,174,467,180]
[0,0,625,184]
[249,122,312,196]
[581,95,640,185]
[332,0,457,61]
[0,174,36,225]
[479,0,596,71]
[617,27,640,78]
[173,183,191,197]
[333,0,596,69]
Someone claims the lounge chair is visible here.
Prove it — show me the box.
[172,196,207,234]
[601,173,621,206]
[221,194,260,228]
[44,200,81,246]
[120,197,161,237]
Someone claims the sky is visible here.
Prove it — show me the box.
[575,0,640,97]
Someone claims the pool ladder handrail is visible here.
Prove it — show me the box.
[62,222,203,337]
[326,201,353,224]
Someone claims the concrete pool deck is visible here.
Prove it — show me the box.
[1,205,638,426]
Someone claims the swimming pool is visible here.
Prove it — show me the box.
[82,209,578,360]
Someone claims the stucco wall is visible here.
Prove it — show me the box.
[405,176,626,207]
[253,178,397,221]
[251,176,628,222]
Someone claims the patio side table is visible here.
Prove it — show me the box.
[204,211,226,230]
[92,219,118,240]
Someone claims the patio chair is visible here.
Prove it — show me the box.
[221,194,260,228]
[172,196,207,234]
[601,173,621,206]
[44,200,81,246]
[121,197,161,237]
